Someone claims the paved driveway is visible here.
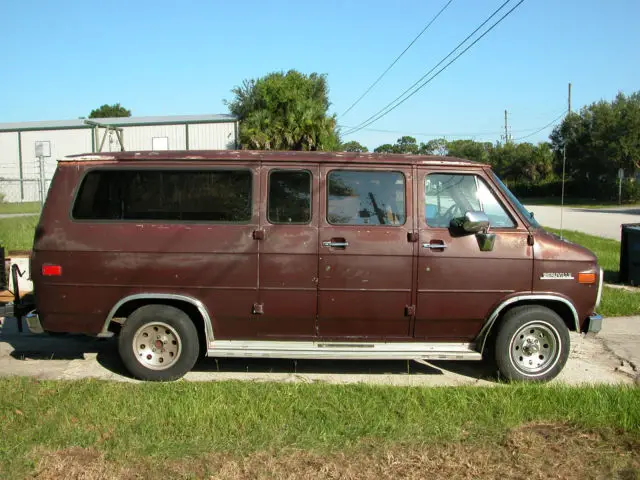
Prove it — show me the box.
[524,205,640,240]
[0,316,636,385]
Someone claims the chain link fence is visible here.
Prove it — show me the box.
[0,154,52,214]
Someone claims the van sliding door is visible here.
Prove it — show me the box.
[317,165,415,339]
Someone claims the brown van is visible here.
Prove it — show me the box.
[26,150,603,381]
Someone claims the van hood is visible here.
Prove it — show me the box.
[533,227,598,263]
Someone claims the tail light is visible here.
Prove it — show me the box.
[42,264,62,276]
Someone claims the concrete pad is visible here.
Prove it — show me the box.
[0,316,633,386]
[597,316,640,380]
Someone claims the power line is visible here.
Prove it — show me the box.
[338,109,567,141]
[338,125,504,137]
[343,0,526,137]
[337,122,560,138]
[512,109,567,141]
[343,0,513,135]
[339,0,455,118]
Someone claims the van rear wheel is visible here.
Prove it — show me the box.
[494,305,569,382]
[118,305,200,381]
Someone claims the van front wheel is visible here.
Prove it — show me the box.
[118,305,200,381]
[494,306,569,382]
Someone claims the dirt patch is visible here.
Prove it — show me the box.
[32,423,639,480]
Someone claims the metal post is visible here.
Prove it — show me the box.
[17,132,24,200]
[37,155,45,206]
[619,168,624,205]
[98,127,108,152]
[560,82,571,239]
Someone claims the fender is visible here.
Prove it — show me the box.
[100,293,215,344]
[477,294,579,353]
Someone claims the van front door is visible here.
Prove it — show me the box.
[317,165,415,339]
[256,164,319,339]
[415,168,533,340]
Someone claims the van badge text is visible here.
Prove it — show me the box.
[540,272,574,280]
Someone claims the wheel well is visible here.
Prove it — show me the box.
[481,299,577,353]
[109,299,207,354]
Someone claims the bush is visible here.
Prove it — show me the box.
[506,177,640,203]
[507,178,564,199]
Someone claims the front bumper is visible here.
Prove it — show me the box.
[586,314,603,333]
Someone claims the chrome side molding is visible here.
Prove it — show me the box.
[101,293,215,344]
[206,340,481,361]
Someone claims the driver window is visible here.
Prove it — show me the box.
[425,174,480,227]
[425,173,515,228]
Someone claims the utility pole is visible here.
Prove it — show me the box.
[503,109,510,144]
[560,82,572,239]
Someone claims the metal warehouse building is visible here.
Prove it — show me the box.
[0,114,239,203]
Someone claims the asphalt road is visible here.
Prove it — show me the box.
[0,315,636,385]
[524,205,640,240]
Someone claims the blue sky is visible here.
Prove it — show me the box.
[1,0,638,150]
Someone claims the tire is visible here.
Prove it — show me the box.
[494,305,570,382]
[118,304,200,381]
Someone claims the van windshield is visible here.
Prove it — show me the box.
[490,171,541,228]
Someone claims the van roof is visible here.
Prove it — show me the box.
[61,150,488,167]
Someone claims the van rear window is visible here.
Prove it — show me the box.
[72,169,252,222]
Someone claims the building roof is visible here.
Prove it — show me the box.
[62,150,487,167]
[0,114,237,132]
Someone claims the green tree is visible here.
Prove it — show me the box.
[89,103,131,118]
[226,70,340,151]
[419,138,448,156]
[394,136,419,154]
[550,91,640,186]
[483,141,555,187]
[446,139,492,164]
[373,144,395,153]
[341,140,369,153]
[373,136,419,154]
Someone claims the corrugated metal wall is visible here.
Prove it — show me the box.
[0,121,237,203]
[188,122,236,150]
[119,124,187,151]
[0,132,21,202]
[20,129,93,202]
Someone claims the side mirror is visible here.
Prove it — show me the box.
[462,211,490,234]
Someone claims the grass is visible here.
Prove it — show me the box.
[545,227,640,317]
[0,201,41,214]
[523,196,640,208]
[0,215,38,252]
[0,378,638,478]
[546,227,620,280]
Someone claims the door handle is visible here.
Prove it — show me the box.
[422,242,447,249]
[322,240,349,248]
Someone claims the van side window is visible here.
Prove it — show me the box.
[268,170,311,224]
[327,170,405,226]
[425,174,515,228]
[72,170,252,222]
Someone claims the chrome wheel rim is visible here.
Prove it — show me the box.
[509,321,560,376]
[132,322,181,371]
